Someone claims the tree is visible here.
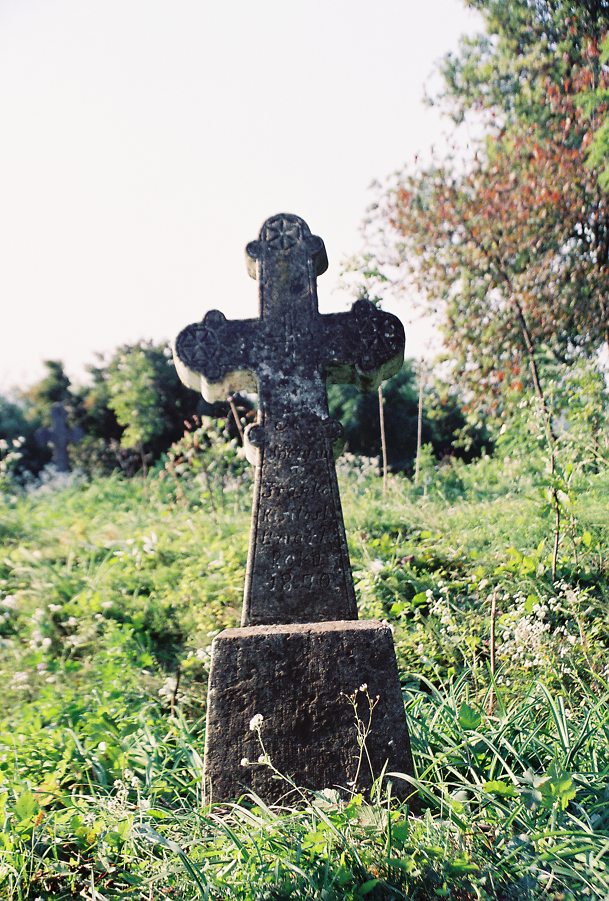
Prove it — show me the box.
[0,394,45,478]
[104,342,193,475]
[327,362,488,473]
[81,340,204,475]
[382,119,609,412]
[329,364,420,471]
[18,360,84,475]
[0,396,31,443]
[432,0,609,132]
[578,32,609,185]
[107,347,159,475]
[357,0,609,421]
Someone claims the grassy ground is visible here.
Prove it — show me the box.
[1,447,608,899]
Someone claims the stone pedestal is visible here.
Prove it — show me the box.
[203,620,416,806]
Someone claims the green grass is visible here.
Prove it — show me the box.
[1,449,608,899]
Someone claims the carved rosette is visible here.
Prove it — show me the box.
[350,299,404,375]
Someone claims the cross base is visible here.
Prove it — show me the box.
[203,621,418,808]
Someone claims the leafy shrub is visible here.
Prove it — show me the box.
[157,415,252,510]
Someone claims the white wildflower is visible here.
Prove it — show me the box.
[249,713,264,731]
[10,671,29,689]
[158,678,177,701]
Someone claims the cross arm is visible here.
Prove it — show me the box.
[322,299,405,393]
[173,310,259,404]
[35,427,52,448]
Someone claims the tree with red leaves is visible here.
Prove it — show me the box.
[359,0,609,420]
[383,115,609,414]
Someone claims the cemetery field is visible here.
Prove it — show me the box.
[1,452,609,899]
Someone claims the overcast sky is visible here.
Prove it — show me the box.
[0,0,482,393]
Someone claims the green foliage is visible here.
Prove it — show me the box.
[107,344,164,452]
[352,0,609,418]
[579,33,609,186]
[158,414,252,510]
[6,342,213,479]
[0,435,25,492]
[434,0,609,130]
[95,340,218,466]
[328,362,489,473]
[0,396,32,443]
[328,364,420,471]
[0,427,608,897]
[11,362,81,476]
[0,396,45,479]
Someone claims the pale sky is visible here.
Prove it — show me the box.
[0,0,482,393]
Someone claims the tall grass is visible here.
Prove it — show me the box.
[0,447,608,898]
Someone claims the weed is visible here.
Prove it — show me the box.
[0,440,608,897]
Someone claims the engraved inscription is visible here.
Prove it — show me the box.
[173,213,405,627]
[260,481,331,500]
[268,571,334,592]
[265,443,327,462]
[259,503,336,523]
[259,526,338,547]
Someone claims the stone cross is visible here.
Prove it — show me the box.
[35,402,84,472]
[174,213,404,627]
[172,214,416,805]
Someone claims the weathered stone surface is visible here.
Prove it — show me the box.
[173,214,415,806]
[243,413,356,625]
[35,402,84,472]
[203,621,417,806]
[174,213,404,626]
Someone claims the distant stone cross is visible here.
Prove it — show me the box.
[174,213,404,627]
[35,402,84,473]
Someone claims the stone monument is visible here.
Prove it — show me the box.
[173,214,416,805]
[35,402,84,473]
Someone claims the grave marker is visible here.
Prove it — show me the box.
[174,214,416,805]
[35,402,84,473]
